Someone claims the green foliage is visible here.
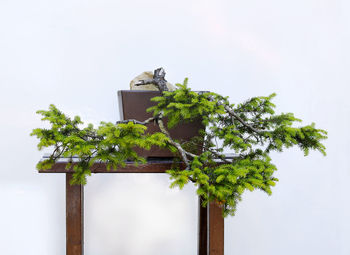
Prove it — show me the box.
[31,104,169,184]
[31,80,327,217]
[146,80,327,216]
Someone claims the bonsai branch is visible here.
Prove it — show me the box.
[207,95,263,135]
[117,113,197,169]
[157,117,196,169]
[222,103,262,134]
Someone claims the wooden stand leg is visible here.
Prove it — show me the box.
[198,197,208,255]
[66,173,84,255]
[208,202,224,255]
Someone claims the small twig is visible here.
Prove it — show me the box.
[207,149,232,164]
[52,143,67,161]
[116,117,157,125]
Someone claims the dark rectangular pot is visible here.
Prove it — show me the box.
[118,90,204,158]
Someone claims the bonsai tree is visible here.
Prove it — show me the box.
[31,70,327,217]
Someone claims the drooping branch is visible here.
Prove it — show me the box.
[157,117,197,168]
[117,112,198,169]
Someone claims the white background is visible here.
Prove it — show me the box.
[0,0,349,254]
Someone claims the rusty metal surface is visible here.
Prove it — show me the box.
[38,159,185,173]
[209,202,224,255]
[66,173,84,255]
[118,90,204,157]
[198,197,208,255]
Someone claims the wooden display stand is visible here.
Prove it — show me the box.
[39,158,224,255]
